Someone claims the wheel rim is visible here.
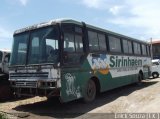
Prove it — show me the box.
[153,73,157,78]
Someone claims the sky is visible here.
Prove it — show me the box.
[0,0,160,49]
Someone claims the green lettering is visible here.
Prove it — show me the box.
[110,56,115,67]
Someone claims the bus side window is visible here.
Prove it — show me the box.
[88,31,99,51]
[142,44,147,56]
[122,39,133,54]
[63,25,84,65]
[133,42,141,55]
[108,36,122,53]
[88,30,107,52]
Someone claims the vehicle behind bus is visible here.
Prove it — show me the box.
[0,50,10,78]
[9,19,151,103]
[0,49,11,100]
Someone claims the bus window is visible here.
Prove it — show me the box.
[64,33,75,52]
[98,34,106,51]
[28,26,59,64]
[88,31,99,51]
[63,25,84,64]
[109,36,122,53]
[133,42,141,55]
[88,31,106,52]
[75,35,83,52]
[142,44,147,55]
[122,39,133,54]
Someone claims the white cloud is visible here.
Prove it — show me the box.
[109,6,123,15]
[18,0,28,6]
[108,0,160,39]
[80,0,160,39]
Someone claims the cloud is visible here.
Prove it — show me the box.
[80,0,160,40]
[17,0,28,6]
[109,6,124,15]
[108,0,160,39]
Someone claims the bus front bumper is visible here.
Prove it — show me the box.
[9,80,60,97]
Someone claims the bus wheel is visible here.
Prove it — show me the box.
[83,80,96,103]
[152,72,159,79]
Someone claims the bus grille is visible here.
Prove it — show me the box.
[10,72,48,79]
[15,81,37,88]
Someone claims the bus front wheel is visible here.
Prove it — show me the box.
[83,80,96,103]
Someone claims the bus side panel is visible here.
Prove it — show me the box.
[87,54,151,92]
[60,66,91,102]
[97,72,137,92]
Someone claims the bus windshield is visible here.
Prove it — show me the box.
[10,26,59,66]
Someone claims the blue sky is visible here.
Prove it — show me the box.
[0,0,160,49]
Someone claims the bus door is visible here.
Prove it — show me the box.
[60,25,86,102]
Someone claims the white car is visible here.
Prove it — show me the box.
[152,59,160,78]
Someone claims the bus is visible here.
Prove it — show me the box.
[152,40,160,59]
[9,19,151,103]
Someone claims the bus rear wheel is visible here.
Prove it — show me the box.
[152,72,159,79]
[83,80,96,103]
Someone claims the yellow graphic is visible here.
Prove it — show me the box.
[93,65,109,75]
[99,65,109,75]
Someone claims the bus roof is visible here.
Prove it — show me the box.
[14,18,148,44]
[14,18,81,35]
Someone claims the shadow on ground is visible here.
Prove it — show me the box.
[13,80,158,118]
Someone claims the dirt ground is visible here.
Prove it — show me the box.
[0,78,160,119]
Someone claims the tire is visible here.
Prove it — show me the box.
[152,72,159,79]
[83,80,96,103]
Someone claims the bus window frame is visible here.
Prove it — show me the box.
[133,41,142,56]
[61,23,85,66]
[141,43,148,56]
[121,38,134,55]
[107,34,123,54]
[87,28,107,53]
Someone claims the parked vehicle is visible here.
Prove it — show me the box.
[0,49,12,100]
[0,49,10,77]
[9,19,151,103]
[152,59,160,78]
